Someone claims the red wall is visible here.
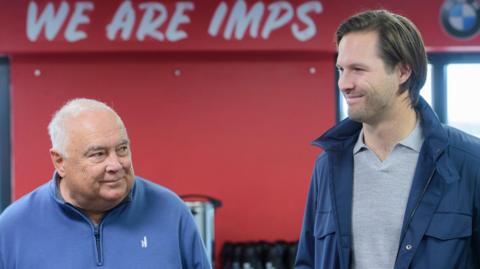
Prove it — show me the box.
[11,52,335,259]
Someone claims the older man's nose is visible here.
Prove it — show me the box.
[105,153,123,172]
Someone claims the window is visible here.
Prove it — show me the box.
[447,64,480,137]
[420,65,433,106]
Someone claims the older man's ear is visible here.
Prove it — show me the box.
[50,149,66,177]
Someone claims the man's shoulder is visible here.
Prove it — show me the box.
[0,182,51,231]
[313,151,333,168]
[444,125,480,160]
[311,152,332,180]
[315,152,329,162]
[133,177,186,208]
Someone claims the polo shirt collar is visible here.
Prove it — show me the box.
[353,120,424,155]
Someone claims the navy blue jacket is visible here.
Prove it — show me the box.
[295,98,480,269]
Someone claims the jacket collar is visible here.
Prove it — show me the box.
[312,117,361,151]
[312,97,459,183]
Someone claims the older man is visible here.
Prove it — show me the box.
[0,98,211,269]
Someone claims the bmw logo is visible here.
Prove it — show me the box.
[441,0,480,38]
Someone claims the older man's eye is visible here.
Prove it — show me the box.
[117,146,129,155]
[89,151,105,159]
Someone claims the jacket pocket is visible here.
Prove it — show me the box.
[312,211,340,268]
[314,211,336,239]
[412,213,473,268]
[425,212,472,240]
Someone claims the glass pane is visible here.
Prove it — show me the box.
[338,64,433,120]
[339,86,348,120]
[420,64,432,106]
[447,64,480,137]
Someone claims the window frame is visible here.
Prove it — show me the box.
[428,52,480,123]
[0,57,11,213]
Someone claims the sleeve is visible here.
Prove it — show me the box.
[179,204,212,269]
[0,218,8,269]
[473,167,480,268]
[294,159,320,269]
[0,248,4,269]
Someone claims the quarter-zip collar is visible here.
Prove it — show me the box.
[48,172,136,266]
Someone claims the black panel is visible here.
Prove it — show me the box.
[0,57,11,213]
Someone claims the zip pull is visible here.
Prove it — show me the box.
[408,168,436,222]
[395,168,436,261]
[94,226,104,266]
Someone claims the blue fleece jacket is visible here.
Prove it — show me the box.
[0,175,212,269]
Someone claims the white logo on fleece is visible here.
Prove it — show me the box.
[141,236,148,248]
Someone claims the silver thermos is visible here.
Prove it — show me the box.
[181,194,222,268]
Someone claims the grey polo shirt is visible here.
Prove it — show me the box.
[351,121,424,269]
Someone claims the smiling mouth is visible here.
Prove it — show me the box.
[345,95,364,105]
[101,177,123,183]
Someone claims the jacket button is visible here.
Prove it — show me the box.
[405,244,413,250]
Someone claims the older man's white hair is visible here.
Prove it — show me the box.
[48,98,124,156]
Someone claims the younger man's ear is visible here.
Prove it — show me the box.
[397,63,412,85]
